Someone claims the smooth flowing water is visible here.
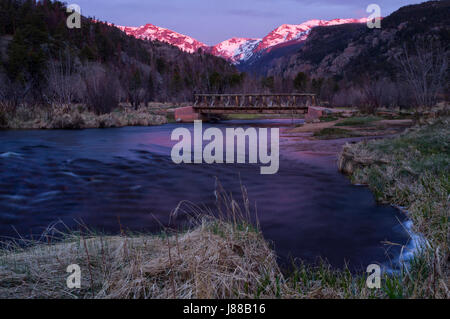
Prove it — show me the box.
[0,120,411,271]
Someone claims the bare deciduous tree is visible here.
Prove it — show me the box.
[46,50,83,106]
[361,78,403,112]
[395,40,448,107]
[361,79,385,113]
[0,73,31,111]
[332,87,364,108]
[84,66,120,114]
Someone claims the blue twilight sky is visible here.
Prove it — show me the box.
[74,0,421,45]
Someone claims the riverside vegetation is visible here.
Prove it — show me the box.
[0,117,448,299]
[0,182,392,299]
[0,103,169,129]
[338,117,449,298]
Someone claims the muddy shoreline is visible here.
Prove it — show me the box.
[279,117,414,168]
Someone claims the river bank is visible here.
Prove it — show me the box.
[0,104,171,129]
[0,114,447,299]
[285,115,449,298]
[337,117,449,298]
[0,185,391,299]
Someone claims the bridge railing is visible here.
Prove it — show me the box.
[193,93,316,108]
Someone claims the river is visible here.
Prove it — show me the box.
[0,119,412,271]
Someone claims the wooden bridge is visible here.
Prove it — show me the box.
[194,93,316,113]
[175,93,318,122]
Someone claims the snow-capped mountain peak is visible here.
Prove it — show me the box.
[210,38,262,64]
[116,17,370,63]
[117,23,207,53]
[255,18,369,52]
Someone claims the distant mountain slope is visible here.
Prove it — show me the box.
[115,1,449,79]
[254,18,368,52]
[208,38,262,64]
[117,18,370,66]
[238,40,306,75]
[0,0,240,104]
[116,24,207,54]
[264,0,450,79]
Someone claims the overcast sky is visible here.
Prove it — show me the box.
[74,0,421,45]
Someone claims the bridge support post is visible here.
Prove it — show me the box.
[305,106,326,123]
[174,106,205,123]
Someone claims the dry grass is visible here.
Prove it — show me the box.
[0,181,392,299]
[0,179,428,299]
[0,222,280,299]
[0,183,285,299]
[0,103,167,129]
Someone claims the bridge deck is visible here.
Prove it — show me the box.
[193,93,316,114]
[194,106,308,114]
